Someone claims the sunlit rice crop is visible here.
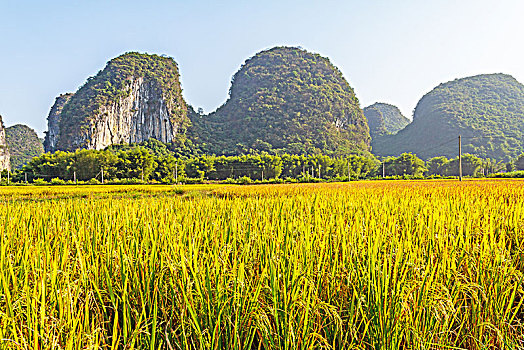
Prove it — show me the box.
[0,180,522,349]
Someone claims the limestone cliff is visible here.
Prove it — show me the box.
[75,77,182,150]
[46,52,188,152]
[43,93,73,152]
[0,116,11,171]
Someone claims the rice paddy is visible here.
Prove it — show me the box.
[0,180,522,349]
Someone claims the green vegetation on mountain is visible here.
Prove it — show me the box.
[56,52,188,150]
[5,124,44,169]
[373,74,524,160]
[197,46,370,156]
[364,102,410,139]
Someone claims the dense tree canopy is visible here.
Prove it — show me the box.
[14,138,522,183]
[426,154,486,176]
[373,74,524,161]
[384,153,426,177]
[18,143,380,183]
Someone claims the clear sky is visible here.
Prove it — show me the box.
[1,0,523,135]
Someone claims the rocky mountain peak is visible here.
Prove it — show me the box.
[44,52,188,152]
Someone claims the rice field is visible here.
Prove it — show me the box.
[0,180,523,349]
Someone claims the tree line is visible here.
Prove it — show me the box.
[2,140,524,184]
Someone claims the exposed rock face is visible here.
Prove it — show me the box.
[72,77,181,150]
[0,116,11,171]
[43,93,73,152]
[45,52,188,152]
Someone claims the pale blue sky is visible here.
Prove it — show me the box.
[1,0,523,135]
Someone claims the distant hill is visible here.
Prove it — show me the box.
[196,46,371,156]
[364,102,410,139]
[373,74,524,160]
[5,124,44,169]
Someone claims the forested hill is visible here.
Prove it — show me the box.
[363,102,410,139]
[372,74,524,160]
[194,46,371,156]
[5,124,44,169]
